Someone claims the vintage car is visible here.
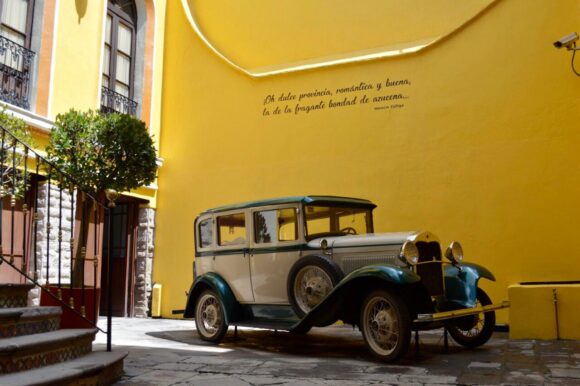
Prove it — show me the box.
[184,196,508,361]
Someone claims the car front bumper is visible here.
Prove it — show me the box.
[414,301,510,323]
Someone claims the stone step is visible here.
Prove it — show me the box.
[0,328,96,374]
[0,284,35,308]
[0,307,62,338]
[0,350,127,386]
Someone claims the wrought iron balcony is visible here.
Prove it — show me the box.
[0,35,35,109]
[100,86,138,116]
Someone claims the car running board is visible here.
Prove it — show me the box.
[414,301,510,323]
[233,319,297,331]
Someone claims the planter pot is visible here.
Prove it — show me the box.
[40,285,100,329]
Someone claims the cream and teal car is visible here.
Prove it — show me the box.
[184,196,508,362]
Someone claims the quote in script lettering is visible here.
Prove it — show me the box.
[262,78,412,117]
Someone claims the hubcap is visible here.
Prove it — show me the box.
[294,266,333,314]
[196,293,223,337]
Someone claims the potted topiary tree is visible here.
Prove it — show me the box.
[42,109,157,327]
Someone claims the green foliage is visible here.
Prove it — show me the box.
[46,109,157,195]
[95,113,157,192]
[0,106,33,145]
[46,109,100,192]
[0,106,35,198]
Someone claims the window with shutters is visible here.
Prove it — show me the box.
[101,0,138,116]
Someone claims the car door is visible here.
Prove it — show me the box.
[249,205,303,303]
[212,210,254,302]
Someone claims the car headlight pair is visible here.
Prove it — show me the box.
[399,240,464,266]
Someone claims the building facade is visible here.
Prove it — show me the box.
[0,0,166,318]
[154,0,580,329]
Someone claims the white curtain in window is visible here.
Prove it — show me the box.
[105,15,112,44]
[0,26,24,45]
[117,23,132,54]
[1,0,28,34]
[103,46,110,76]
[115,54,130,85]
[115,82,129,97]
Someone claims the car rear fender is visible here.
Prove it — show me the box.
[184,272,242,324]
[442,262,496,309]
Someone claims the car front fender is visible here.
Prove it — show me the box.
[442,262,496,310]
[183,272,242,324]
[291,264,423,331]
[340,264,422,285]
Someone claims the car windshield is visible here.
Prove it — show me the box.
[304,205,372,240]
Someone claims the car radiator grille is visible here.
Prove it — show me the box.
[341,255,400,274]
[415,241,444,296]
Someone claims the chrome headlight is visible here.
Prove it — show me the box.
[445,241,463,264]
[399,241,419,266]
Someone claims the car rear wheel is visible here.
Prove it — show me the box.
[288,256,343,318]
[447,288,495,348]
[195,290,228,342]
[360,290,411,362]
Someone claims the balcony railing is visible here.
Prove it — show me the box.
[0,35,35,109]
[100,86,138,116]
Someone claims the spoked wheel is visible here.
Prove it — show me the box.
[360,290,411,362]
[195,290,228,342]
[288,256,343,317]
[447,288,495,348]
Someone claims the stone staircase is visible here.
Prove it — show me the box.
[0,283,126,385]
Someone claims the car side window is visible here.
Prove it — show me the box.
[254,208,298,244]
[198,218,213,249]
[217,213,247,246]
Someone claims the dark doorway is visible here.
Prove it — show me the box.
[100,201,139,317]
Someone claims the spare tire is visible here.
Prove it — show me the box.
[287,255,344,318]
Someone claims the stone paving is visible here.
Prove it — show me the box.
[94,318,580,385]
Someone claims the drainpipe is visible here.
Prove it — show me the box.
[552,288,560,340]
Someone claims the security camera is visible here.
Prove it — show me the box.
[553,32,579,50]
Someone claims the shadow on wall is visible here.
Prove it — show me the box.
[75,0,88,23]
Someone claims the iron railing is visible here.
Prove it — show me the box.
[0,125,115,351]
[100,86,138,116]
[0,35,35,109]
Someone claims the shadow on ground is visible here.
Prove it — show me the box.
[146,326,483,365]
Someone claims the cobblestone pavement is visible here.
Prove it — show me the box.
[94,318,580,386]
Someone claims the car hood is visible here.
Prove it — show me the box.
[307,231,439,249]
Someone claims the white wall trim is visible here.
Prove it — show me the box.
[3,102,53,133]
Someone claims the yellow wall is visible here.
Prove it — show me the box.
[155,0,580,324]
[44,0,166,206]
[49,0,105,118]
[509,284,580,340]
[150,1,166,153]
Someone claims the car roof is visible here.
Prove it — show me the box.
[200,195,376,215]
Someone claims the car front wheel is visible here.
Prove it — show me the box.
[288,256,343,318]
[195,290,228,342]
[360,290,411,362]
[447,288,495,348]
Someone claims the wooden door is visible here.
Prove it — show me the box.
[100,202,138,317]
[0,174,38,284]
